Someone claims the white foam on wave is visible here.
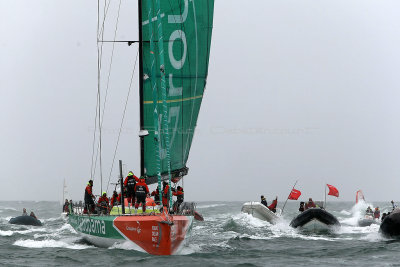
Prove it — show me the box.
[197,203,226,209]
[339,201,372,226]
[109,241,145,252]
[13,239,92,249]
[361,231,385,242]
[232,212,271,228]
[42,217,62,223]
[178,243,202,255]
[0,206,17,211]
[338,223,380,235]
[0,230,14,236]
[58,223,76,233]
[340,210,351,215]
[8,227,48,235]
[33,223,77,239]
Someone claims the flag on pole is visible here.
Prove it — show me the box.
[327,184,339,197]
[288,189,301,200]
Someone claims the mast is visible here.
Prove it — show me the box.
[138,0,145,177]
[146,0,163,205]
[154,0,173,209]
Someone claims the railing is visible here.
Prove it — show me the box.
[66,200,196,217]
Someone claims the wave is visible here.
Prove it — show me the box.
[0,206,17,211]
[13,238,92,249]
[0,227,48,236]
[42,217,63,223]
[177,242,203,255]
[340,210,351,215]
[339,201,376,226]
[0,230,14,236]
[231,212,271,228]
[338,224,380,235]
[109,241,143,252]
[197,204,226,209]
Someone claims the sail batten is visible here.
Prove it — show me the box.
[141,0,215,184]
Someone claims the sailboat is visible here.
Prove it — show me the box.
[68,0,215,255]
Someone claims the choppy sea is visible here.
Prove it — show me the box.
[0,200,398,266]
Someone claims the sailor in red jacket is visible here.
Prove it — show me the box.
[97,192,110,214]
[151,186,160,205]
[305,198,316,210]
[84,180,95,213]
[267,196,278,213]
[123,171,139,205]
[173,186,184,212]
[110,190,120,208]
[134,177,149,213]
[162,181,170,208]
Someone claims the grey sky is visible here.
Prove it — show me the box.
[1,0,400,203]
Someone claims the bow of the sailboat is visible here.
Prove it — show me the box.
[113,214,193,255]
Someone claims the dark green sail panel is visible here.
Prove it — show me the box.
[141,0,214,184]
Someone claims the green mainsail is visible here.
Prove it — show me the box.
[141,0,215,184]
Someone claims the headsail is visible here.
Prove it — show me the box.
[141,0,215,184]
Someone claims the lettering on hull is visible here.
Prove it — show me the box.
[70,216,106,236]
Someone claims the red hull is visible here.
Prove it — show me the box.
[113,214,192,255]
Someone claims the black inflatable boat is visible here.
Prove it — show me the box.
[380,209,400,237]
[290,208,340,231]
[9,216,42,226]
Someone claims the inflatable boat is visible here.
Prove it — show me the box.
[241,202,279,224]
[380,209,400,237]
[358,214,379,227]
[290,208,340,231]
[9,215,42,226]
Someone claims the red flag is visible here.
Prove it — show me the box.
[327,184,339,197]
[288,189,301,200]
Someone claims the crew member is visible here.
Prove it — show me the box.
[173,186,184,212]
[30,211,37,219]
[260,195,268,207]
[97,192,110,214]
[110,190,120,208]
[366,206,373,214]
[134,177,149,214]
[305,198,316,210]
[268,196,278,213]
[299,202,305,212]
[162,181,170,209]
[374,207,380,219]
[391,200,397,210]
[84,180,95,213]
[124,171,139,206]
[151,186,160,205]
[22,208,28,216]
[63,199,70,213]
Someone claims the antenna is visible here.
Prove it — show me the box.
[119,160,125,214]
